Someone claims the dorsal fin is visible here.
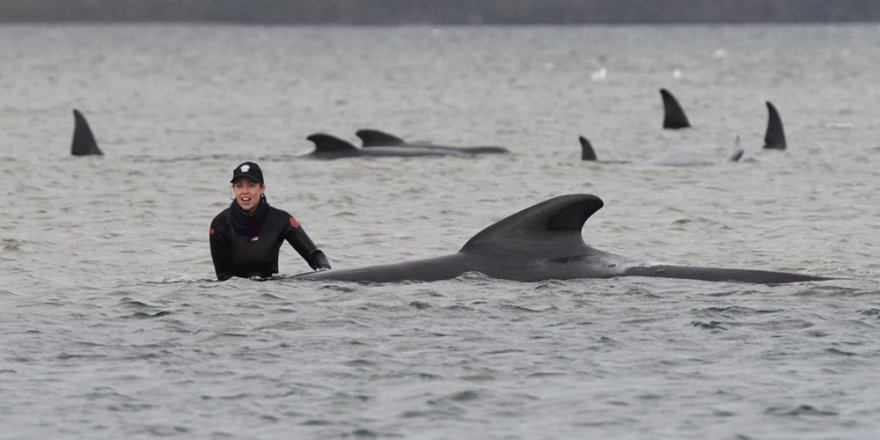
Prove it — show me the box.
[71,109,103,156]
[460,194,603,254]
[356,129,405,147]
[579,136,598,161]
[660,88,691,129]
[728,135,745,162]
[763,101,787,150]
[306,133,358,153]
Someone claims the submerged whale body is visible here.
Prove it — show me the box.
[661,88,691,129]
[579,136,744,166]
[306,133,474,159]
[356,129,509,154]
[71,109,103,156]
[297,194,829,284]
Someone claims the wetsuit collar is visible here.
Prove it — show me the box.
[230,196,269,237]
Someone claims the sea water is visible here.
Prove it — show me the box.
[1,24,880,439]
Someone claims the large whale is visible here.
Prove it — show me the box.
[296,194,829,284]
[579,136,744,166]
[71,109,103,156]
[305,133,478,159]
[661,88,691,129]
[356,129,509,154]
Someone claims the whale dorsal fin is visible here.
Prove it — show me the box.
[763,101,787,150]
[460,194,603,255]
[306,133,358,153]
[728,135,744,162]
[579,136,598,161]
[71,109,103,156]
[356,129,405,147]
[660,88,691,129]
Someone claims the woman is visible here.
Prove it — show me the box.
[210,161,331,280]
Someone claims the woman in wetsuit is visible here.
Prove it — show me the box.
[209,161,331,281]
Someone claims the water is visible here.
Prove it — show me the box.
[2,24,880,439]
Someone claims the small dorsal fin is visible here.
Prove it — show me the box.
[660,88,691,129]
[356,129,405,147]
[306,133,358,153]
[71,109,103,156]
[728,135,745,162]
[579,136,598,161]
[460,194,603,254]
[763,101,787,150]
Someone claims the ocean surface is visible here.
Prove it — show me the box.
[2,24,880,439]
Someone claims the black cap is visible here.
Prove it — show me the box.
[230,161,264,184]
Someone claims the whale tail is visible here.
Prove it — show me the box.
[356,129,406,147]
[728,135,745,162]
[579,136,598,161]
[660,88,691,129]
[306,133,359,155]
[763,101,787,150]
[71,109,103,156]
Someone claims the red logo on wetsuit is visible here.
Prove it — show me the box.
[289,216,300,229]
[209,227,215,235]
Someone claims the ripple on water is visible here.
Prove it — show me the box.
[2,24,880,440]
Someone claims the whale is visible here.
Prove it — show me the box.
[305,133,479,159]
[579,135,744,166]
[356,129,509,154]
[581,98,794,165]
[296,194,829,284]
[660,91,788,151]
[763,101,787,150]
[661,88,691,129]
[71,109,103,156]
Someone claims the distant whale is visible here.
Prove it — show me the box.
[356,129,509,154]
[71,109,103,156]
[296,194,829,284]
[580,99,793,165]
[763,101,787,150]
[579,135,744,166]
[661,88,691,129]
[306,133,479,159]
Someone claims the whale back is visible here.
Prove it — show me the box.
[356,129,406,146]
[306,133,359,155]
[660,88,691,129]
[579,136,598,161]
[460,194,603,256]
[763,101,787,150]
[71,109,103,156]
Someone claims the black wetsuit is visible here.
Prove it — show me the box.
[210,199,330,281]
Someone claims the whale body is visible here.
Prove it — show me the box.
[356,129,509,154]
[305,133,474,159]
[297,194,829,284]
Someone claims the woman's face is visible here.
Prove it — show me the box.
[232,178,265,213]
